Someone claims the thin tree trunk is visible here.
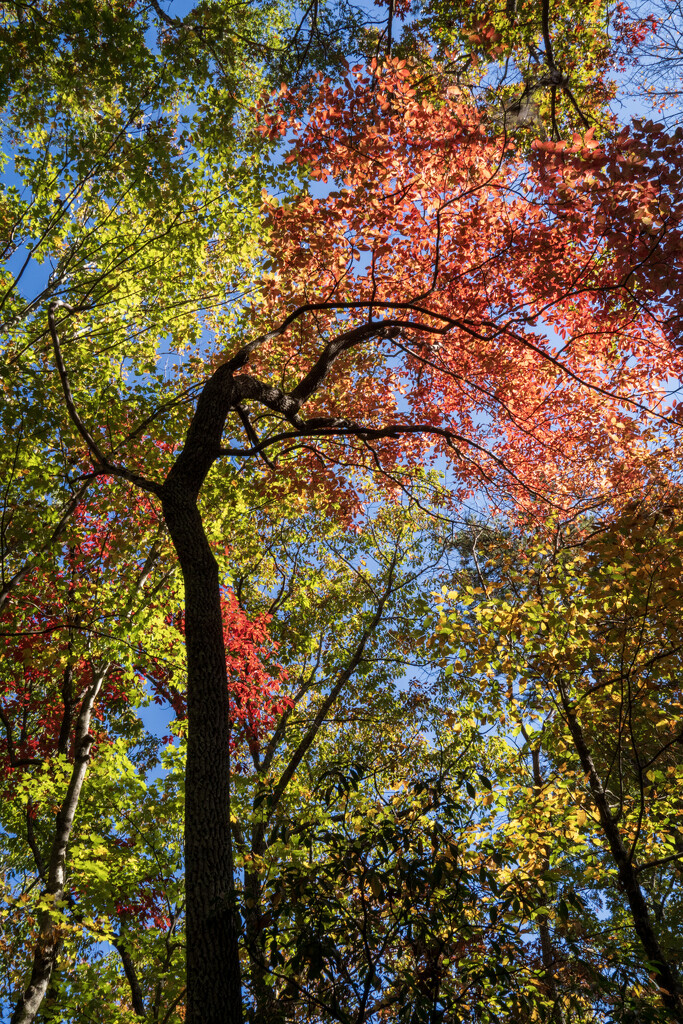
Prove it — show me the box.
[558,686,683,1022]
[114,938,146,1019]
[529,745,566,1024]
[11,667,107,1024]
[244,822,285,1024]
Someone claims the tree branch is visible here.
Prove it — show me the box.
[266,547,400,819]
[636,850,683,874]
[48,303,162,496]
[0,480,90,614]
[11,664,109,1024]
[113,938,146,1019]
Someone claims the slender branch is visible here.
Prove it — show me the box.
[48,303,162,496]
[557,678,683,1020]
[0,480,91,614]
[220,420,536,496]
[25,801,46,880]
[113,938,146,1019]
[0,703,42,767]
[225,301,456,375]
[148,0,178,27]
[48,303,106,463]
[160,987,187,1024]
[266,548,400,819]
[235,405,275,470]
[636,850,683,874]
[541,0,556,71]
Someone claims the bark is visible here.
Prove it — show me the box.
[559,686,683,1022]
[157,356,305,1024]
[11,667,107,1024]
[529,746,566,1024]
[538,921,565,1024]
[244,559,399,1024]
[50,301,429,1024]
[162,483,242,1024]
[245,823,286,1024]
[114,939,147,1018]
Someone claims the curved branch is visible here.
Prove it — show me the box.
[48,303,163,496]
[220,420,539,497]
[225,301,457,375]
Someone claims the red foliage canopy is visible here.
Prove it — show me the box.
[251,61,683,516]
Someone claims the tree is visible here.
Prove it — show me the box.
[0,0,353,1017]
[433,507,683,1019]
[0,482,177,1022]
[402,0,636,136]
[43,58,683,1024]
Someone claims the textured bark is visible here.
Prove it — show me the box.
[245,823,286,1024]
[11,668,107,1024]
[162,483,242,1024]
[538,920,565,1024]
[50,301,439,1023]
[559,687,683,1022]
[162,418,400,1022]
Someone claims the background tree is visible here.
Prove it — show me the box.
[433,499,683,1020]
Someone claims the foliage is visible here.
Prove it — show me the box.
[2,1,683,1022]
[432,509,683,1020]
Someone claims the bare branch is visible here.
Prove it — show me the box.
[48,303,163,496]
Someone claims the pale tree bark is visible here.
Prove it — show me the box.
[11,666,108,1024]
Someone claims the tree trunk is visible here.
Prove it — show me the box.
[162,487,243,1024]
[11,668,107,1024]
[559,688,683,1022]
[529,745,565,1024]
[244,820,288,1024]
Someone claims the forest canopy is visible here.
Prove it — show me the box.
[1,1,683,1022]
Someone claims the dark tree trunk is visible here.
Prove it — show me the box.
[245,822,285,1024]
[529,746,565,1024]
[162,485,243,1024]
[46,311,400,1023]
[559,687,683,1022]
